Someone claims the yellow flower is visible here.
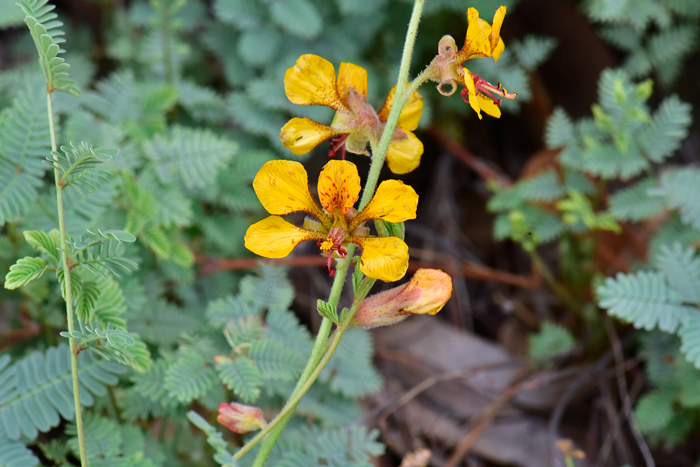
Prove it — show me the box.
[279,54,424,174]
[244,159,418,282]
[427,6,516,119]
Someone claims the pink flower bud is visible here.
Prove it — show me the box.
[352,269,452,328]
[217,402,267,434]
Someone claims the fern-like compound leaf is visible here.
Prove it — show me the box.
[215,357,261,403]
[528,321,576,359]
[144,126,237,190]
[17,0,79,95]
[248,339,303,381]
[654,243,700,304]
[679,312,700,368]
[657,168,700,229]
[239,265,294,312]
[608,177,664,221]
[46,142,117,190]
[186,412,238,467]
[0,345,125,441]
[4,256,47,290]
[597,270,694,333]
[638,95,692,163]
[0,85,50,226]
[545,107,574,149]
[163,351,218,403]
[0,438,40,467]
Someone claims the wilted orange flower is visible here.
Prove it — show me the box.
[244,160,418,282]
[352,269,453,328]
[217,402,267,434]
[279,54,424,174]
[427,6,516,119]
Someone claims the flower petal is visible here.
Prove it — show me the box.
[464,8,492,59]
[492,38,505,62]
[353,180,418,227]
[377,86,424,131]
[245,216,322,258]
[490,6,506,59]
[317,160,361,215]
[386,130,423,174]
[253,160,327,221]
[355,236,409,282]
[285,54,347,112]
[280,117,341,156]
[337,62,367,102]
[477,94,501,118]
[462,69,482,119]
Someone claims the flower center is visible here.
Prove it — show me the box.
[317,225,349,277]
[462,72,517,107]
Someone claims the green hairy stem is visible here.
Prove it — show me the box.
[238,0,427,464]
[46,92,89,467]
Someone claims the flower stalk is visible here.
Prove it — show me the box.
[46,90,88,467]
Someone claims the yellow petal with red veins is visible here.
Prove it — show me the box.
[317,160,361,215]
[386,130,423,174]
[378,86,424,132]
[280,117,340,156]
[245,216,322,258]
[353,180,418,228]
[464,8,492,59]
[337,62,368,102]
[477,94,501,118]
[490,6,506,57]
[252,160,327,222]
[285,54,347,112]
[462,69,482,119]
[355,236,409,282]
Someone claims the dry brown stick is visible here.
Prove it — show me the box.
[443,368,533,467]
[0,313,42,351]
[428,126,513,188]
[197,253,542,289]
[604,317,655,467]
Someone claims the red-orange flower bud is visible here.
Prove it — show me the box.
[352,269,452,328]
[217,402,267,434]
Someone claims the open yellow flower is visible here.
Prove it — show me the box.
[427,6,516,119]
[279,54,424,174]
[244,160,418,282]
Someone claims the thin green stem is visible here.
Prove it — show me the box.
[359,0,426,211]
[245,285,366,467]
[529,249,582,315]
[47,91,88,467]
[237,249,355,462]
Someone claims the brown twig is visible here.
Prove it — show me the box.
[605,317,655,467]
[197,252,541,290]
[0,315,42,351]
[428,126,513,188]
[443,368,534,467]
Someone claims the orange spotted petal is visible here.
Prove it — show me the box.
[337,62,368,102]
[280,117,342,156]
[245,216,323,258]
[464,8,493,59]
[317,160,361,215]
[352,180,418,229]
[284,54,348,112]
[354,236,409,282]
[385,130,423,174]
[378,85,424,132]
[252,160,327,222]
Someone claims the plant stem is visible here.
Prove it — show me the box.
[359,0,426,210]
[47,91,88,467]
[246,285,366,467]
[529,249,582,315]
[237,248,354,462]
